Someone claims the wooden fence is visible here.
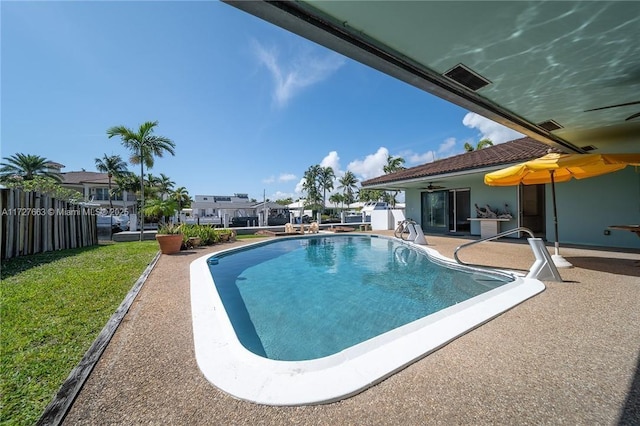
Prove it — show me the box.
[1,188,98,260]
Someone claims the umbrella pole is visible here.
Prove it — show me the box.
[551,170,560,256]
[550,170,573,268]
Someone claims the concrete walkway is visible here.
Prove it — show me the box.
[63,233,640,425]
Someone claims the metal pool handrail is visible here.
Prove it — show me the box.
[394,218,416,240]
[454,227,535,268]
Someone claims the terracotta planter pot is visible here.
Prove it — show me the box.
[156,234,183,254]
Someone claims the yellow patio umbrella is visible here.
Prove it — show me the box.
[484,152,640,267]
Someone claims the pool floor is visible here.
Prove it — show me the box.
[208,236,510,361]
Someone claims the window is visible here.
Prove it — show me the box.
[94,188,110,201]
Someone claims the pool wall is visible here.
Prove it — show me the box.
[190,234,545,405]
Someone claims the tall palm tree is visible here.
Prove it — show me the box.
[107,121,175,241]
[0,153,62,182]
[383,154,405,207]
[338,171,359,206]
[94,154,128,210]
[318,166,335,213]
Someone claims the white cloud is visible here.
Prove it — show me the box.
[438,137,457,154]
[346,147,389,181]
[253,41,345,107]
[400,136,458,166]
[294,177,305,195]
[408,151,436,165]
[320,151,340,172]
[270,190,296,201]
[462,112,524,144]
[278,173,297,182]
[262,175,275,184]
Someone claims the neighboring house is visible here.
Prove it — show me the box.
[362,137,640,249]
[45,161,65,174]
[60,171,137,214]
[188,194,289,226]
[190,194,256,221]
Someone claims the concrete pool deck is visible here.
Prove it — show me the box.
[62,232,640,425]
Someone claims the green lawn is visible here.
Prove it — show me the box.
[0,241,159,426]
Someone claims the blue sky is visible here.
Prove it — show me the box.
[1,1,523,202]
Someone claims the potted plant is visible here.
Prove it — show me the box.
[217,228,232,242]
[155,223,183,254]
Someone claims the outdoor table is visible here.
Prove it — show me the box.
[468,218,511,239]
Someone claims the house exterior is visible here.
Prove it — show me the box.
[362,137,640,250]
[188,194,290,226]
[60,171,137,215]
[189,194,255,223]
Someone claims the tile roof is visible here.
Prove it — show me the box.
[362,137,562,187]
[61,171,110,185]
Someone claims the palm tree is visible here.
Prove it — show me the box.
[157,173,175,200]
[318,166,335,213]
[464,138,494,152]
[383,154,405,175]
[143,198,178,224]
[94,154,128,210]
[329,192,345,211]
[338,171,359,206]
[478,138,494,149]
[302,165,322,213]
[144,173,161,199]
[359,188,383,203]
[0,153,62,182]
[107,121,175,241]
[111,171,139,214]
[171,186,191,212]
[383,154,405,207]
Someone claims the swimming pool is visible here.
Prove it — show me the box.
[190,234,545,405]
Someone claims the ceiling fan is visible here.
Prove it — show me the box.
[424,182,445,192]
[583,100,640,121]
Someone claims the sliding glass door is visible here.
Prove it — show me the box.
[422,189,471,234]
[421,191,448,233]
[449,189,470,233]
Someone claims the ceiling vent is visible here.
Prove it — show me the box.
[580,145,597,152]
[443,64,491,91]
[537,119,563,132]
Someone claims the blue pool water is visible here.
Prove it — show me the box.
[208,235,512,361]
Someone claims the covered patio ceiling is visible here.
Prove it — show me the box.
[225,1,640,154]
